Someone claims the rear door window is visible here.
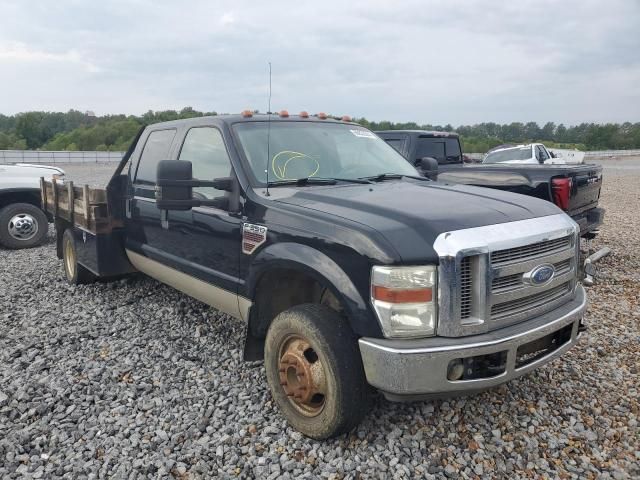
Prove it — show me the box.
[416,137,461,164]
[134,129,177,185]
[178,127,232,200]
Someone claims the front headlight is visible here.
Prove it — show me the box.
[371,265,437,338]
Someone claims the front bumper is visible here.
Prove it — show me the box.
[359,285,587,400]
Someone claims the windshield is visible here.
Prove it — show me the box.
[233,121,418,185]
[483,146,532,164]
[415,137,461,163]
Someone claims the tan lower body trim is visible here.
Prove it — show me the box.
[125,249,251,320]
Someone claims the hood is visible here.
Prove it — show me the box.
[273,179,561,263]
[0,163,65,190]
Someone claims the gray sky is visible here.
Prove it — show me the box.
[1,0,638,125]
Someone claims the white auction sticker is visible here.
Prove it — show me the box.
[350,129,376,139]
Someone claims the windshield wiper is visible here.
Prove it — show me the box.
[267,177,337,187]
[267,177,374,187]
[332,177,375,184]
[363,173,404,182]
[361,173,430,182]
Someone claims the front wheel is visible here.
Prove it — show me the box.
[0,203,48,249]
[264,304,369,439]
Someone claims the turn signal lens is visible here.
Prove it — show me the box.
[371,266,437,338]
[372,286,432,303]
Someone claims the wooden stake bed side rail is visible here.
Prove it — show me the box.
[40,178,120,234]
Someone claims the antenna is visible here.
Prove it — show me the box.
[265,62,272,196]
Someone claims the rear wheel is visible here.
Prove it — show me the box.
[62,229,94,284]
[0,203,48,249]
[264,304,369,439]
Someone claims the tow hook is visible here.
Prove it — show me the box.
[578,322,588,333]
[582,246,612,286]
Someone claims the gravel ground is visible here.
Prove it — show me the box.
[1,163,638,479]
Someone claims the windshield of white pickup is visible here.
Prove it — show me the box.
[484,146,532,164]
[233,121,417,185]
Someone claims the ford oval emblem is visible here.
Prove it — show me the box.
[524,264,556,286]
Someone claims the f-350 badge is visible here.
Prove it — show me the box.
[242,223,267,254]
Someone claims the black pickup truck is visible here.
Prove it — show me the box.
[43,113,587,439]
[376,130,604,238]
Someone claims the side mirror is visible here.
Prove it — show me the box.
[211,177,234,192]
[155,160,236,211]
[415,157,439,180]
[156,160,194,210]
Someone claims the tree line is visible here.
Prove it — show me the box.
[0,107,215,152]
[1,108,639,153]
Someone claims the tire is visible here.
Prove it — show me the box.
[264,304,369,439]
[62,228,95,285]
[0,203,48,249]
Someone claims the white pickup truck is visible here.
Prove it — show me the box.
[0,163,64,249]
[483,143,567,165]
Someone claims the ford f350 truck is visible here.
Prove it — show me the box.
[42,112,587,439]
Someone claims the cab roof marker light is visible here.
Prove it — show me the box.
[241,110,253,118]
[316,112,328,119]
[299,111,309,118]
[279,110,289,118]
[341,115,352,122]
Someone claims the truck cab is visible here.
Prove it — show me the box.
[44,114,587,439]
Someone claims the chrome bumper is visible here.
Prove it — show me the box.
[359,285,587,400]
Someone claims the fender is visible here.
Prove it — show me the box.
[243,242,381,360]
[0,187,41,204]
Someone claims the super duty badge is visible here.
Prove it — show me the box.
[242,223,267,254]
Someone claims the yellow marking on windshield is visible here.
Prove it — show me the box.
[271,150,320,180]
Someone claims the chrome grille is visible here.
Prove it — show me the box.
[487,234,576,329]
[434,214,580,338]
[460,257,472,319]
[555,258,572,274]
[492,257,573,292]
[491,282,572,318]
[491,236,572,266]
[492,273,522,291]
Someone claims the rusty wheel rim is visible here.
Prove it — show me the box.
[277,334,327,417]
